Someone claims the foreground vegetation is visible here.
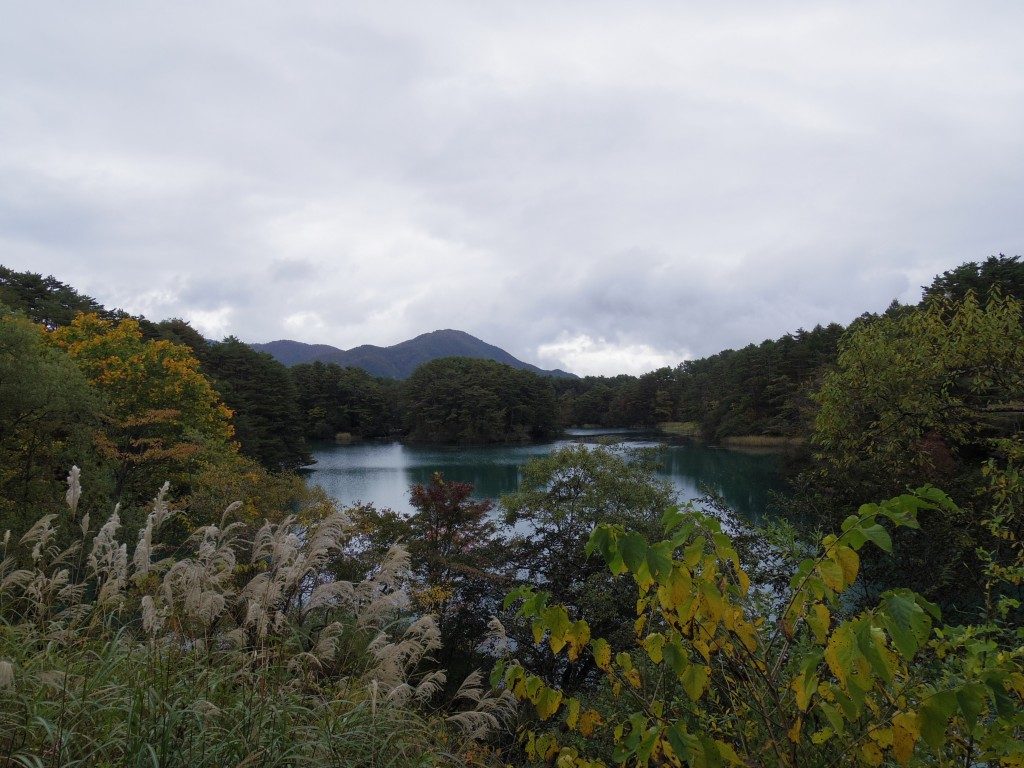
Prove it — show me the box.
[0,471,512,766]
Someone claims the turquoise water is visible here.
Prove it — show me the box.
[306,430,785,522]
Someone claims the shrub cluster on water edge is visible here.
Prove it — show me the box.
[0,468,514,767]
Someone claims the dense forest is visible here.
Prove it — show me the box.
[6,257,1020,452]
[2,256,1024,766]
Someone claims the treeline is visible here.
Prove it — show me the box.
[284,256,1024,446]
[553,254,1024,441]
[552,322,844,438]
[291,356,560,444]
[4,255,1023,470]
[0,265,563,449]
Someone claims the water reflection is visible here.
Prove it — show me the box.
[307,433,785,522]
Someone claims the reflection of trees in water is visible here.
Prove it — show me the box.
[406,463,522,499]
[659,448,784,523]
[310,442,785,520]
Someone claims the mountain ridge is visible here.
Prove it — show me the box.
[252,328,576,380]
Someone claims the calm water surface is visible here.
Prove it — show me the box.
[306,430,786,523]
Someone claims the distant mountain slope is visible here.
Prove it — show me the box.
[252,329,576,379]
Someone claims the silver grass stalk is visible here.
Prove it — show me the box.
[445,670,517,741]
[65,465,81,517]
[133,481,176,584]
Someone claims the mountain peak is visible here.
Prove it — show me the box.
[252,330,575,380]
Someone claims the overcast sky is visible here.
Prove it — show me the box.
[1,2,1022,375]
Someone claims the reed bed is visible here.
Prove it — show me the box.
[0,468,512,767]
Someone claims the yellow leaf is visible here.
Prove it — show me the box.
[788,717,802,744]
[535,686,563,720]
[818,558,845,592]
[634,614,648,637]
[791,672,817,712]
[532,622,544,644]
[860,741,883,766]
[566,620,591,662]
[625,667,642,689]
[892,711,920,765]
[659,566,693,611]
[824,622,857,688]
[592,637,611,671]
[681,663,709,701]
[736,567,750,595]
[807,603,830,644]
[871,727,893,748]
[579,709,602,737]
[731,614,758,653]
[716,740,743,766]
[835,545,859,585]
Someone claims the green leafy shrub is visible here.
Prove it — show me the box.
[500,488,1024,767]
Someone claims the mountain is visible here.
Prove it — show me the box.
[252,329,576,380]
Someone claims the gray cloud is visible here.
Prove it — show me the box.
[1,2,1022,373]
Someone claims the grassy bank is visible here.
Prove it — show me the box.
[656,421,700,437]
[718,434,804,449]
[657,422,803,449]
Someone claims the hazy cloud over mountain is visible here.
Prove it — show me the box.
[2,2,1022,375]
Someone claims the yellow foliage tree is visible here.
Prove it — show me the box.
[49,313,235,505]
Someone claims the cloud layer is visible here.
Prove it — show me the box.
[1,2,1022,375]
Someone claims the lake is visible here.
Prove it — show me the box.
[306,429,786,523]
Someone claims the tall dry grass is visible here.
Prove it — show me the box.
[0,467,513,767]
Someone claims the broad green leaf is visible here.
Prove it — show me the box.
[857,622,896,684]
[620,532,647,573]
[683,540,704,568]
[880,590,931,659]
[681,662,710,701]
[861,523,892,553]
[544,606,572,654]
[919,689,957,750]
[955,682,985,731]
[535,686,563,720]
[666,724,698,765]
[647,542,674,582]
[642,632,666,663]
[664,636,688,676]
[635,726,662,763]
